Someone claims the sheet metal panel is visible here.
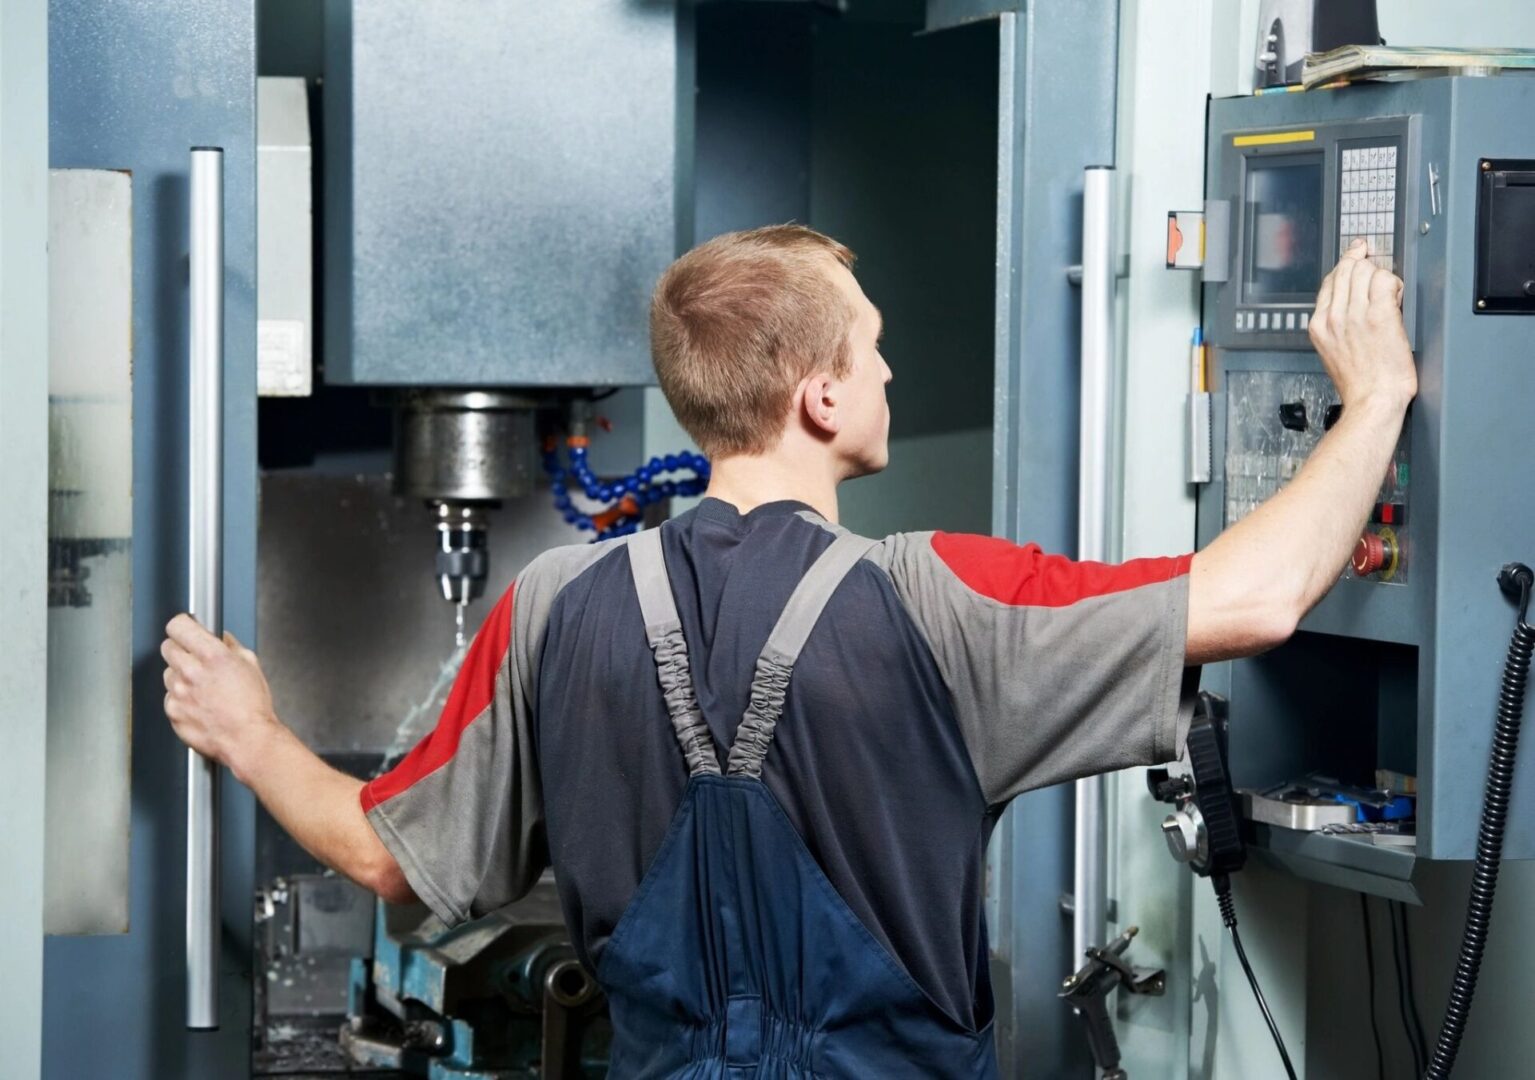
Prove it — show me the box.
[324,0,684,388]
[988,2,1121,1075]
[47,0,258,1073]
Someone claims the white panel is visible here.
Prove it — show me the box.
[0,0,51,1070]
[1379,0,1535,46]
[257,76,312,396]
[45,168,133,936]
[1109,0,1289,1076]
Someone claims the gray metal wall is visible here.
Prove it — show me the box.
[258,473,580,755]
[809,14,997,539]
[46,1,259,1075]
[693,3,813,239]
[690,2,998,540]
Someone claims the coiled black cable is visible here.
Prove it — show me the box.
[1424,564,1534,1080]
[1213,873,1298,1080]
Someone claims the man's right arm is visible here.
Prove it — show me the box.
[162,616,417,903]
[164,574,547,925]
[1186,239,1418,664]
[235,721,418,904]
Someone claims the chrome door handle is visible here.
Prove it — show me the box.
[186,146,224,1031]
[1073,164,1115,968]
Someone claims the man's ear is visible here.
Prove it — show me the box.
[801,373,840,438]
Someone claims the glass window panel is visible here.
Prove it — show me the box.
[46,169,133,935]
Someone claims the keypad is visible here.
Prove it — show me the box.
[1339,145,1398,272]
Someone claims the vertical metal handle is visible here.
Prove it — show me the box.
[186,146,224,1031]
[1073,165,1115,968]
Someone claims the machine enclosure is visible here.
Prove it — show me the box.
[1197,77,1535,885]
[322,1,687,388]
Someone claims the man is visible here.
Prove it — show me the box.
[163,227,1414,1076]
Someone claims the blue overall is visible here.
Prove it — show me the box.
[597,528,999,1078]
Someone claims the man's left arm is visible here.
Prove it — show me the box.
[878,532,1198,808]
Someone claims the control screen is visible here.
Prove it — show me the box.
[1244,155,1324,303]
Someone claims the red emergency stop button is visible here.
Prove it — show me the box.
[1353,531,1388,576]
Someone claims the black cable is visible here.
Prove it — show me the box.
[1394,900,1430,1067]
[1213,874,1298,1080]
[1359,895,1386,1080]
[1425,565,1534,1080]
[1387,893,1424,1077]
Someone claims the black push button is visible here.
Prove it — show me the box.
[1279,401,1309,432]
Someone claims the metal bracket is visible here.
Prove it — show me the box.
[1058,893,1119,923]
[1166,210,1205,270]
[1066,255,1130,287]
[1060,926,1167,1080]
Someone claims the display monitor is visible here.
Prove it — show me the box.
[1243,154,1324,304]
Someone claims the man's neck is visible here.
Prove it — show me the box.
[702,453,841,524]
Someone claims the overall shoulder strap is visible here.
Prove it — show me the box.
[628,528,721,776]
[725,532,878,778]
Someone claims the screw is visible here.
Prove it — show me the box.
[1482,160,1493,171]
[1477,299,1488,310]
[1420,221,1430,235]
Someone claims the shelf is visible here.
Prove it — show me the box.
[1249,823,1421,903]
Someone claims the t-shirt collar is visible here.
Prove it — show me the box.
[695,497,822,527]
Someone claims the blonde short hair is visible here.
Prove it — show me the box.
[650,224,856,458]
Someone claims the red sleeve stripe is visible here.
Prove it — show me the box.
[930,532,1192,608]
[360,584,516,812]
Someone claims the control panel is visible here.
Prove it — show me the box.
[1207,114,1420,590]
[1209,117,1418,353]
[1223,371,1411,584]
[1196,76,1535,883]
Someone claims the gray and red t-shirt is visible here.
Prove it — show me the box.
[362,498,1196,1029]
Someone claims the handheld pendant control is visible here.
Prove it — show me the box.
[1147,692,1245,878]
[1148,693,1297,1078]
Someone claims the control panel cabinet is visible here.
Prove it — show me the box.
[1197,77,1535,890]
